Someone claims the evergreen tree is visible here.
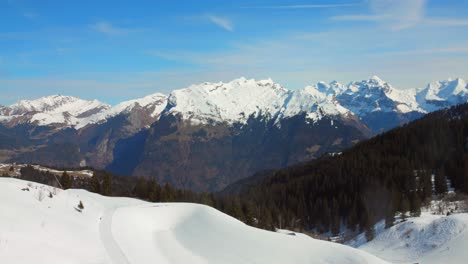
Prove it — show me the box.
[162,183,174,202]
[89,175,100,194]
[419,170,433,200]
[385,198,396,229]
[464,155,468,194]
[400,196,410,220]
[102,172,112,196]
[134,177,149,199]
[148,178,161,202]
[410,193,422,217]
[434,168,448,195]
[365,226,375,242]
[60,171,73,189]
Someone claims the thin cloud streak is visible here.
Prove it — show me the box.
[425,18,468,27]
[330,15,389,21]
[207,15,234,31]
[242,4,357,9]
[90,21,127,36]
[330,0,426,31]
[392,47,468,55]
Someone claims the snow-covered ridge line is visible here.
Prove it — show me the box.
[75,93,168,129]
[166,77,350,125]
[1,76,467,128]
[0,177,388,264]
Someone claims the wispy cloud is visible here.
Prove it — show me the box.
[242,4,356,9]
[90,21,127,36]
[331,15,388,22]
[425,18,468,27]
[392,47,468,55]
[331,0,426,31]
[332,0,468,31]
[207,15,234,31]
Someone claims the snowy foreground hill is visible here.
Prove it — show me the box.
[355,212,468,264]
[0,178,386,264]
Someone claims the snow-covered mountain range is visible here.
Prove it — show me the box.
[1,76,467,191]
[1,76,466,132]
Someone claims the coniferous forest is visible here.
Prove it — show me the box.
[7,103,468,236]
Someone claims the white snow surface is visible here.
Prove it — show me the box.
[358,212,468,264]
[0,178,387,264]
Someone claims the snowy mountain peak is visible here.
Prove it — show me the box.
[370,75,385,84]
[312,81,346,95]
[336,77,422,116]
[6,95,90,115]
[167,78,350,125]
[75,92,168,129]
[416,78,468,112]
[349,76,391,92]
[0,95,111,126]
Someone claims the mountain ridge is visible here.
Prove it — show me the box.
[1,76,465,133]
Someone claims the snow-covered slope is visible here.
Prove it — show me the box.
[166,77,350,125]
[75,93,167,129]
[0,93,168,129]
[0,95,110,126]
[357,212,468,264]
[0,177,387,264]
[416,78,468,112]
[335,76,422,116]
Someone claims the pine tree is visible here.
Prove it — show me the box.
[385,199,396,229]
[346,202,358,231]
[134,177,149,199]
[162,183,174,202]
[148,179,161,202]
[420,170,433,200]
[464,155,468,194]
[434,168,448,195]
[60,171,73,189]
[400,196,410,220]
[89,175,100,194]
[102,173,112,196]
[410,193,422,217]
[365,226,375,242]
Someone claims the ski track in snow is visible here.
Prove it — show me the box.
[99,207,131,264]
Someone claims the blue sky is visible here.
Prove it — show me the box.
[1,0,468,105]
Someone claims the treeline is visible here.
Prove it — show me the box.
[227,103,468,234]
[12,165,235,214]
[12,165,266,230]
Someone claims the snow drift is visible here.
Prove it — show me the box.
[358,212,468,264]
[0,178,386,264]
